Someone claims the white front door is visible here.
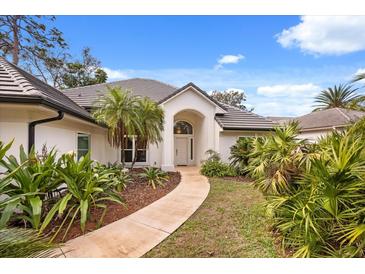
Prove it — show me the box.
[175,137,188,165]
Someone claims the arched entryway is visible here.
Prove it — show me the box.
[173,109,204,166]
[174,120,194,165]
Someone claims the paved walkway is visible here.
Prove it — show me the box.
[55,166,210,258]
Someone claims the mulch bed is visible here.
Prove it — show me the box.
[49,170,181,243]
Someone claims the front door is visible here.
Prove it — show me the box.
[175,137,188,165]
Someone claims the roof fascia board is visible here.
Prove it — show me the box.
[159,83,226,113]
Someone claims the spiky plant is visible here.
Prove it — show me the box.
[229,137,254,175]
[139,167,169,189]
[247,122,306,194]
[0,228,55,258]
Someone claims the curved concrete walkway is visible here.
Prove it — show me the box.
[55,166,209,258]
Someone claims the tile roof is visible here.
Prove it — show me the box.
[63,78,177,108]
[215,104,276,131]
[293,108,365,131]
[0,57,93,123]
[0,57,277,131]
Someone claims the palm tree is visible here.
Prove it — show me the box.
[130,97,164,168]
[313,84,360,111]
[247,121,306,194]
[93,86,141,166]
[352,72,365,83]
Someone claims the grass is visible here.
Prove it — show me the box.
[144,177,281,258]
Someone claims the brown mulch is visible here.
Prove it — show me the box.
[49,170,181,243]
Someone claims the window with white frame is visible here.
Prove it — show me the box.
[121,136,147,163]
[77,133,90,160]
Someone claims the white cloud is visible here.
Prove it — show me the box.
[254,100,313,117]
[215,54,244,69]
[99,65,358,117]
[103,67,129,80]
[353,68,365,83]
[257,83,321,97]
[276,16,365,55]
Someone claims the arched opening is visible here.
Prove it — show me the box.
[173,110,205,166]
[174,120,193,135]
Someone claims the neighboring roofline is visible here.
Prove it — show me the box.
[65,77,177,92]
[221,127,275,131]
[299,124,349,132]
[0,93,99,125]
[158,82,227,112]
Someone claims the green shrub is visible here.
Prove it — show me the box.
[200,159,237,177]
[40,152,124,241]
[247,119,365,257]
[139,167,169,189]
[229,137,254,175]
[0,145,62,229]
[95,162,131,192]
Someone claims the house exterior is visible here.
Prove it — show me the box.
[270,108,365,142]
[0,57,275,170]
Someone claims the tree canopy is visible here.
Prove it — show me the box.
[211,89,249,110]
[61,47,108,89]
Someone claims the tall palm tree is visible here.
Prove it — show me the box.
[131,97,164,168]
[92,86,141,166]
[313,84,360,111]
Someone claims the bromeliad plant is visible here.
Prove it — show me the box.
[140,167,169,189]
[0,145,61,229]
[40,152,124,241]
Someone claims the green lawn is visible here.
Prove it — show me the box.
[145,178,281,258]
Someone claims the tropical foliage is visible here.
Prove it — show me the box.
[0,228,55,258]
[313,84,362,111]
[235,119,365,257]
[0,142,126,247]
[40,152,124,241]
[229,137,254,175]
[140,167,169,189]
[93,86,164,167]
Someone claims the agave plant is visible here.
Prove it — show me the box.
[39,152,124,241]
[139,167,169,189]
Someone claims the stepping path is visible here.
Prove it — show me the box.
[55,166,210,258]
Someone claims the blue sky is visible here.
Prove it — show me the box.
[55,16,365,117]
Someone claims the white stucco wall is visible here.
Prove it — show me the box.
[0,103,118,164]
[297,128,345,143]
[218,130,268,163]
[160,87,220,170]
